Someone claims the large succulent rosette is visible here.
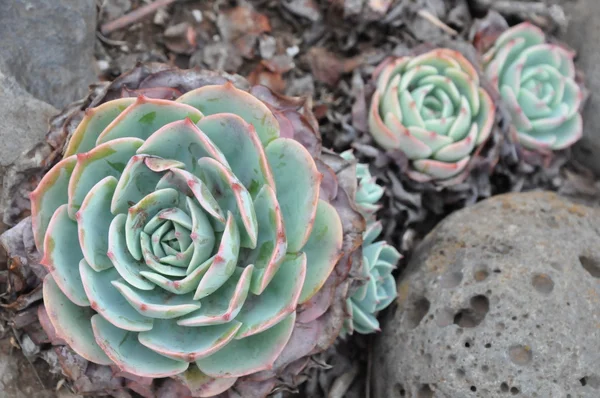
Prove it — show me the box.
[369,49,496,184]
[483,22,583,152]
[27,65,365,397]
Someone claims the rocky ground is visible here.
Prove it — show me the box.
[1,0,600,397]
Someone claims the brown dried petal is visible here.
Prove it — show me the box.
[2,284,43,311]
[155,378,193,398]
[120,86,183,100]
[311,281,350,353]
[315,159,339,202]
[0,217,45,284]
[330,187,365,254]
[250,85,308,111]
[38,304,66,345]
[11,306,39,328]
[164,22,197,55]
[225,379,276,398]
[282,109,321,157]
[470,10,510,54]
[217,4,271,58]
[55,345,89,381]
[74,363,126,394]
[296,275,337,323]
[247,318,321,382]
[262,55,295,74]
[247,64,286,93]
[126,380,156,398]
[23,320,49,345]
[306,48,364,86]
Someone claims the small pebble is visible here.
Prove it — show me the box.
[192,9,203,23]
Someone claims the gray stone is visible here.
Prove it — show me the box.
[99,0,132,22]
[0,0,97,108]
[373,191,600,398]
[562,0,600,175]
[19,334,40,358]
[0,71,56,233]
[0,71,57,168]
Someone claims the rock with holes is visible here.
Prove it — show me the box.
[373,191,600,398]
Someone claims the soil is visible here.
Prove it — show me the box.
[0,336,67,398]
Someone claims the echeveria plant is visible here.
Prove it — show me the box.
[484,22,583,152]
[338,151,400,335]
[346,221,400,334]
[31,78,363,397]
[340,150,384,223]
[369,49,495,183]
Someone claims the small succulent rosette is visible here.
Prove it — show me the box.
[21,65,367,398]
[369,48,496,185]
[340,150,384,223]
[338,151,401,335]
[344,221,400,335]
[483,22,584,153]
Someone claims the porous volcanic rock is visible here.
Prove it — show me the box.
[373,191,600,398]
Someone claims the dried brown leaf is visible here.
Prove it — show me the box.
[307,47,365,86]
[218,4,271,58]
[247,63,286,93]
[163,22,197,54]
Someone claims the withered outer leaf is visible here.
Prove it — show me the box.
[0,63,366,398]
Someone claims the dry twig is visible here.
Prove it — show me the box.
[417,9,459,36]
[100,0,177,35]
[96,31,128,47]
[328,361,360,398]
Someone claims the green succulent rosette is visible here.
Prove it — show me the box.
[340,150,384,223]
[345,221,400,334]
[484,22,583,152]
[369,48,496,183]
[30,81,351,395]
[338,151,401,335]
